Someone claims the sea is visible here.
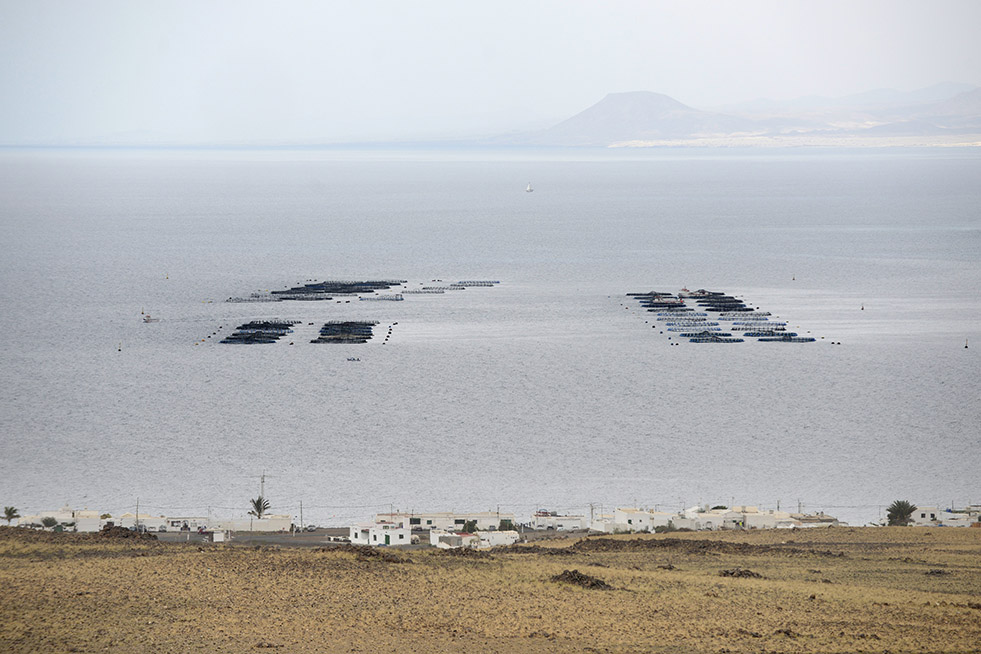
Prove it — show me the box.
[1,146,978,528]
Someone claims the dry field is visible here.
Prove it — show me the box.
[1,526,979,653]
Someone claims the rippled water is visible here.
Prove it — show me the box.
[1,147,978,527]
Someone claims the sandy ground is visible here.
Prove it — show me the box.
[1,526,979,653]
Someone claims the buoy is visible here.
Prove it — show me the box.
[966,339,969,349]
[861,304,864,310]
[117,342,122,352]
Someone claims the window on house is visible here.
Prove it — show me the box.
[399,534,404,539]
[454,519,465,525]
[627,519,632,524]
[921,513,926,518]
[426,519,432,525]
[410,518,420,525]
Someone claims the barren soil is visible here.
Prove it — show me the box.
[2,526,979,653]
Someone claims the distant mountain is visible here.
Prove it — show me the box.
[921,87,981,116]
[497,85,981,147]
[503,92,759,146]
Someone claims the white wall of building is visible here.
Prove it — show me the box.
[350,522,411,547]
[910,506,940,526]
[211,514,292,532]
[376,511,514,531]
[531,514,587,530]
[478,530,519,548]
[612,508,676,533]
[429,529,480,549]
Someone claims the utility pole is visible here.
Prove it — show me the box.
[300,501,303,531]
[135,497,139,532]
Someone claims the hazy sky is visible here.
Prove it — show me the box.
[2,0,979,144]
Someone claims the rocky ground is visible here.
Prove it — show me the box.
[1,525,979,653]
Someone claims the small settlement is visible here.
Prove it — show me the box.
[12,504,980,548]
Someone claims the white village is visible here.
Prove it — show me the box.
[9,502,979,548]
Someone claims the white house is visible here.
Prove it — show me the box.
[589,513,616,532]
[211,514,292,532]
[72,510,104,532]
[117,512,168,531]
[790,511,841,528]
[163,516,212,532]
[19,506,110,532]
[531,511,588,531]
[939,509,981,527]
[478,530,520,549]
[429,529,480,549]
[910,506,940,527]
[350,521,411,547]
[610,508,677,533]
[375,511,515,531]
[681,506,729,531]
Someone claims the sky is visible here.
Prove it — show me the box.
[1,0,980,144]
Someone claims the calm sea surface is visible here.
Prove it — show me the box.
[1,147,978,526]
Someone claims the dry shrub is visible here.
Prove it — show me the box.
[98,525,158,540]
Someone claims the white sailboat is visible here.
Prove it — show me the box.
[525,182,534,193]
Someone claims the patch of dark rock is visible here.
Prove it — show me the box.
[551,568,614,590]
[498,544,576,556]
[432,547,492,559]
[331,544,408,563]
[926,568,950,576]
[719,567,764,579]
[571,536,842,558]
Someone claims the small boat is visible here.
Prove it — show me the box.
[525,182,534,193]
[143,314,160,323]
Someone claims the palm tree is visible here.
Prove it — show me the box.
[3,506,20,525]
[249,496,271,520]
[886,500,917,526]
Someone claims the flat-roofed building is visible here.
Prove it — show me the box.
[375,511,515,532]
[350,521,411,547]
